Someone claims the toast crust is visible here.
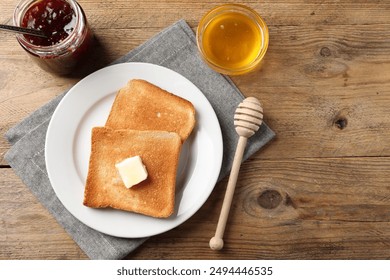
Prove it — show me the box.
[105,79,196,142]
[83,127,182,218]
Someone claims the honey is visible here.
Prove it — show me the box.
[202,12,262,70]
[197,4,268,75]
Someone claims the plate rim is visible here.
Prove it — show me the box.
[45,62,223,238]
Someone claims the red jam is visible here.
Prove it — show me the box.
[15,0,93,75]
[21,0,76,46]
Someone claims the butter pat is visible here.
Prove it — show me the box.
[115,156,148,188]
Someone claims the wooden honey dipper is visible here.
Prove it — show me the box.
[210,97,263,250]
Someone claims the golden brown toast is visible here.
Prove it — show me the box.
[83,127,182,218]
[105,79,196,142]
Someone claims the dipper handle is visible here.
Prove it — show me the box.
[210,136,248,250]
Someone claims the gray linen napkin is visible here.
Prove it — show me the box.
[4,20,275,259]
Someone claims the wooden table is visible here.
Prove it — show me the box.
[1,0,389,260]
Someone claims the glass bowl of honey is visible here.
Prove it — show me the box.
[197,4,269,75]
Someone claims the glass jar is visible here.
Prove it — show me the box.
[13,0,93,75]
[197,4,269,75]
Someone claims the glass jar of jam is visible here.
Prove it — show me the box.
[13,0,93,75]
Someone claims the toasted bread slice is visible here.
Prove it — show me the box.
[105,79,196,142]
[83,127,182,218]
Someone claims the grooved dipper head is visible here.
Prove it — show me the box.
[234,97,263,138]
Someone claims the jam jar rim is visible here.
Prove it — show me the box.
[196,3,269,75]
[13,0,84,57]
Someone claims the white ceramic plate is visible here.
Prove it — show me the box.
[45,62,223,238]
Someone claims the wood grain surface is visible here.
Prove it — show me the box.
[1,0,389,259]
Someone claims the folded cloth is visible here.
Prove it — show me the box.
[4,20,275,259]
